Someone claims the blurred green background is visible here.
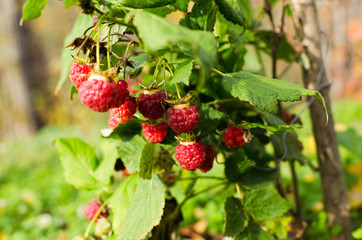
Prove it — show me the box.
[0,0,362,239]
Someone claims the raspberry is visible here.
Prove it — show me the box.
[109,97,137,127]
[175,141,205,171]
[198,144,215,173]
[137,90,166,120]
[114,80,129,108]
[78,74,118,112]
[142,122,168,143]
[222,125,246,147]
[108,114,119,129]
[167,104,200,134]
[84,199,108,221]
[69,61,93,89]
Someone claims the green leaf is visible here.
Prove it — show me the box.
[64,0,78,9]
[214,0,245,27]
[131,10,217,73]
[20,0,48,25]
[54,138,100,190]
[118,175,165,240]
[225,150,255,182]
[102,119,142,139]
[95,140,119,186]
[222,71,326,114]
[56,14,93,93]
[117,135,147,173]
[172,0,191,12]
[111,174,140,233]
[243,189,290,221]
[196,104,227,138]
[239,169,276,190]
[139,143,155,179]
[179,0,216,31]
[170,59,194,85]
[224,196,247,237]
[237,222,274,240]
[70,85,78,101]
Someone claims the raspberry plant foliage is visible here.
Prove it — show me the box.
[23,0,328,239]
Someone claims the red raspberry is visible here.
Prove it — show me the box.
[175,141,205,171]
[222,125,246,147]
[167,104,200,134]
[137,90,166,120]
[84,199,108,221]
[142,122,168,143]
[78,74,118,112]
[69,61,93,89]
[198,144,215,173]
[109,97,137,127]
[114,80,129,108]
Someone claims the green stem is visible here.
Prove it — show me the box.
[164,62,182,99]
[84,199,109,238]
[205,98,236,106]
[212,68,226,77]
[107,24,112,69]
[165,176,226,182]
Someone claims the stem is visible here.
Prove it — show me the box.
[165,176,226,182]
[205,98,236,106]
[290,160,302,221]
[123,40,134,80]
[212,68,226,77]
[107,24,112,69]
[164,62,181,99]
[84,199,109,238]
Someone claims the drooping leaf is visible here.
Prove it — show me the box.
[243,189,290,221]
[214,0,245,27]
[225,150,255,182]
[170,59,194,85]
[20,0,48,25]
[139,143,155,179]
[224,196,247,237]
[70,85,78,101]
[131,10,217,73]
[54,138,100,190]
[222,71,326,114]
[116,135,146,173]
[179,0,216,31]
[64,0,78,9]
[118,175,165,240]
[56,14,93,93]
[111,174,140,233]
[102,119,142,139]
[237,222,274,240]
[95,140,119,186]
[196,104,227,138]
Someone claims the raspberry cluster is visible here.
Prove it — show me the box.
[69,60,249,175]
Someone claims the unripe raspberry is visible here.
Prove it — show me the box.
[69,61,93,89]
[84,199,108,221]
[167,104,200,134]
[109,97,137,128]
[137,90,166,120]
[142,122,168,143]
[198,144,215,173]
[222,125,246,147]
[78,74,118,112]
[175,141,205,171]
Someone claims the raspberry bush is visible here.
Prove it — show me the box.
[22,0,329,239]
